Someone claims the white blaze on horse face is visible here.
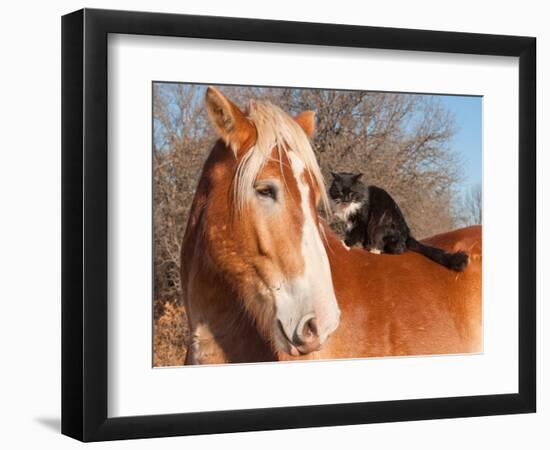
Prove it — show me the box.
[273,151,340,354]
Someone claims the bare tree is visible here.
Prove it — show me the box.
[279,89,461,237]
[456,183,482,227]
[153,84,213,311]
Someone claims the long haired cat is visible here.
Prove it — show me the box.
[329,172,469,272]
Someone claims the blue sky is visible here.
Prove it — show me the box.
[439,95,482,191]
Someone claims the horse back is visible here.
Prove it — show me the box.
[313,225,483,359]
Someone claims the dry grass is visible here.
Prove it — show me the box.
[153,301,189,367]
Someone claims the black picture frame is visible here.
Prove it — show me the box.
[62,8,536,442]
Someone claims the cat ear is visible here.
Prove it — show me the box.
[353,173,363,182]
[330,171,339,179]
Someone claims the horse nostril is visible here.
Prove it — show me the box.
[304,317,318,339]
[296,315,319,344]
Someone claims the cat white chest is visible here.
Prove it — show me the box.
[334,201,362,224]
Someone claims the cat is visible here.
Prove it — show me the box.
[329,171,469,272]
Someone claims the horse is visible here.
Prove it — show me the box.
[180,87,482,365]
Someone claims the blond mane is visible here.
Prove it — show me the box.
[232,100,330,216]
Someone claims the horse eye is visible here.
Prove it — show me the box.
[255,185,276,200]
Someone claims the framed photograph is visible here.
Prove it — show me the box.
[62,8,536,441]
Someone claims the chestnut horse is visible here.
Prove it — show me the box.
[180,87,482,365]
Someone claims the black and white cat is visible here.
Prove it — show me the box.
[329,172,468,272]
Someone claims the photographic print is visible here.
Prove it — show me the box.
[152,83,482,367]
[61,10,535,440]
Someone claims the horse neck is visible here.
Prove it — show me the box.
[321,221,354,265]
[320,222,367,298]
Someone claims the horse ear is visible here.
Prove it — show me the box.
[294,111,315,139]
[205,87,256,152]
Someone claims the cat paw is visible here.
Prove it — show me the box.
[341,240,351,251]
[369,248,382,255]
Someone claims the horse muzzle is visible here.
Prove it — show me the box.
[277,311,338,356]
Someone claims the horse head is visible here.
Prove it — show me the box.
[190,87,340,357]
